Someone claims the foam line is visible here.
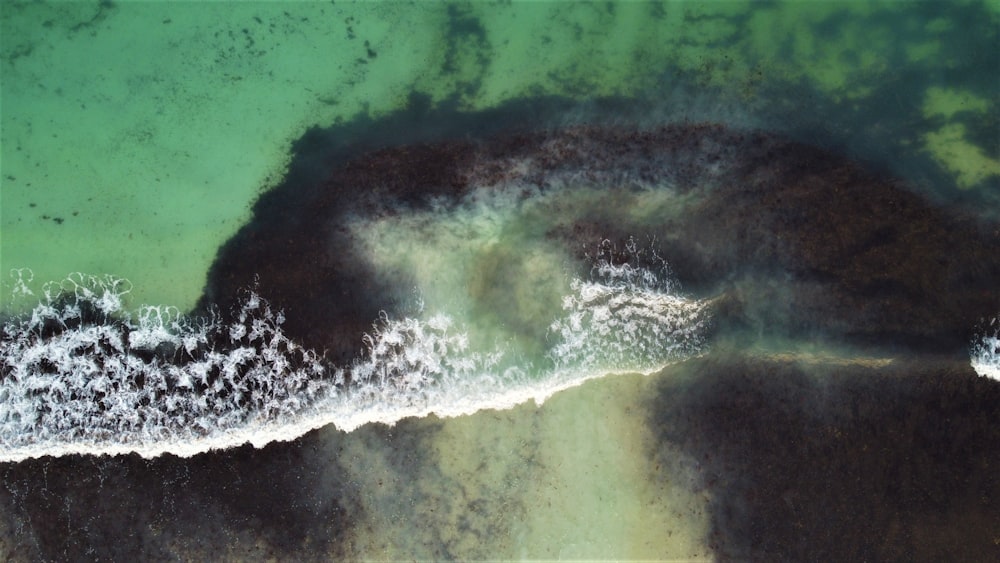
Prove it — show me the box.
[1,260,710,462]
[971,318,1000,381]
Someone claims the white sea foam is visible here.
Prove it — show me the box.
[549,239,707,370]
[971,318,1000,381]
[1,259,709,462]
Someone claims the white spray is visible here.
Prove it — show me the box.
[1,255,710,462]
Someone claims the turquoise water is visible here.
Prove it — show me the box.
[1,1,999,560]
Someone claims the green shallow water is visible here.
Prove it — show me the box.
[2,1,997,310]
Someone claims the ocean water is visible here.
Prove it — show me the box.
[2,1,999,561]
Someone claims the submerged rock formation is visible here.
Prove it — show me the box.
[201,107,1000,360]
[649,352,1000,561]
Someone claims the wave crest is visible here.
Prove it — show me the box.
[1,257,709,462]
[971,318,1000,381]
[1,273,333,461]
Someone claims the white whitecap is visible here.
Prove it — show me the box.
[1,258,709,462]
[971,319,1000,381]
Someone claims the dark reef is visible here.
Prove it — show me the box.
[0,430,359,561]
[201,96,999,361]
[649,353,1000,561]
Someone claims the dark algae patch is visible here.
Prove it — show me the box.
[0,431,360,561]
[201,97,1000,364]
[649,354,1000,561]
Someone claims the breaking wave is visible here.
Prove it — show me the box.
[1,251,710,462]
[971,318,1000,381]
